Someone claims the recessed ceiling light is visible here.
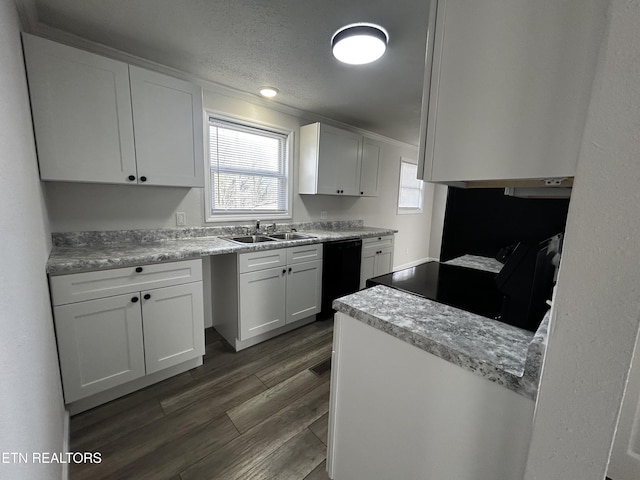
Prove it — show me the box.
[331,23,389,65]
[259,87,279,98]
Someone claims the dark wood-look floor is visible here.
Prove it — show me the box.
[69,320,334,480]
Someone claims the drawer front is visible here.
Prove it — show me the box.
[239,248,287,274]
[287,244,323,265]
[50,259,203,306]
[362,235,394,252]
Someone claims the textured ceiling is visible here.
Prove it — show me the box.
[31,0,430,145]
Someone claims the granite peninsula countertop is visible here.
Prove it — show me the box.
[444,254,504,274]
[333,285,550,400]
[47,221,397,275]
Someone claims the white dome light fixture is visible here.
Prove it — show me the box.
[331,23,389,65]
[259,86,279,98]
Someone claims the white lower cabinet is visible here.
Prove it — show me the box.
[328,313,535,480]
[141,282,204,374]
[50,259,204,404]
[239,266,287,340]
[213,244,323,350]
[54,293,146,403]
[360,235,394,289]
[238,245,323,341]
[286,261,323,323]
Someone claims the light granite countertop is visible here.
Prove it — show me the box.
[333,284,549,400]
[444,254,504,274]
[47,221,397,275]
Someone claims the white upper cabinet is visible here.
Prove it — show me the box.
[22,34,204,188]
[418,0,604,183]
[359,139,381,196]
[299,122,380,196]
[22,34,137,184]
[129,66,204,187]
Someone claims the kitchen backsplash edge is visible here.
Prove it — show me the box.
[51,220,366,247]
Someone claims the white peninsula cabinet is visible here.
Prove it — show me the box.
[418,0,603,183]
[328,313,535,480]
[22,33,204,187]
[359,235,394,289]
[299,122,380,197]
[49,259,205,413]
[211,244,323,351]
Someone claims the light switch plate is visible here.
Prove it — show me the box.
[176,212,187,226]
[320,211,328,220]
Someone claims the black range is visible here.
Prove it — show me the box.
[366,261,506,324]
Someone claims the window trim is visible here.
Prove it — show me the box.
[204,111,294,223]
[397,157,425,215]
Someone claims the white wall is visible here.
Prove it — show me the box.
[524,0,640,477]
[0,0,66,478]
[43,68,435,269]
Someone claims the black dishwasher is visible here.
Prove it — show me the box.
[319,238,362,319]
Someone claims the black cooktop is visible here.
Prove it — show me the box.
[366,261,505,321]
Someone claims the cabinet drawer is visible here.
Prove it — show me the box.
[239,249,287,274]
[287,244,323,265]
[362,235,394,251]
[50,259,202,306]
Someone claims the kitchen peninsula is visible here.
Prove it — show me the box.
[327,262,550,480]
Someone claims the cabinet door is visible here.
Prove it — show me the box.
[317,124,362,195]
[421,0,600,182]
[141,282,205,374]
[360,250,377,289]
[374,246,394,278]
[53,294,145,403]
[129,66,204,187]
[22,34,137,184]
[239,267,287,340]
[286,260,323,324]
[359,139,380,196]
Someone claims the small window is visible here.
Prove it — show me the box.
[205,115,292,221]
[397,159,424,214]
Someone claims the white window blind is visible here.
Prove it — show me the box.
[397,159,424,214]
[208,117,290,217]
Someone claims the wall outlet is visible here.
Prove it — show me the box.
[176,212,187,227]
[320,211,328,220]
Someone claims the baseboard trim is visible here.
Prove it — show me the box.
[393,257,436,271]
[61,410,70,480]
[66,357,202,415]
[234,316,317,351]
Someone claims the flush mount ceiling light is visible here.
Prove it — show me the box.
[259,86,279,98]
[331,23,389,65]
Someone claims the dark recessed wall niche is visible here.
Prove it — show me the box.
[440,188,571,262]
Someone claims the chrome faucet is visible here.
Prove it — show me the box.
[265,222,277,234]
[251,220,262,235]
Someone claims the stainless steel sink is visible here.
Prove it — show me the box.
[268,232,314,241]
[225,235,277,244]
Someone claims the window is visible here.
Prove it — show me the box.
[397,158,424,214]
[206,115,292,221]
